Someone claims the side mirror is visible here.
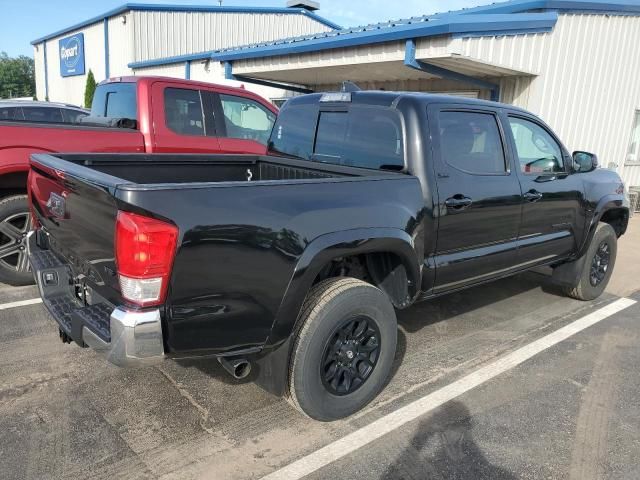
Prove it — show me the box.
[572,151,598,173]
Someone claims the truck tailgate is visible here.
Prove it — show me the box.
[29,155,123,306]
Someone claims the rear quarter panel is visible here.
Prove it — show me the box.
[117,175,424,355]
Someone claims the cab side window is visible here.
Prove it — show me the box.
[0,107,23,121]
[508,117,564,174]
[219,94,276,145]
[438,111,507,174]
[164,88,205,136]
[22,106,63,123]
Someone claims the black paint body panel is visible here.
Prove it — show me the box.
[28,92,629,366]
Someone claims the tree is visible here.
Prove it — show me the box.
[0,52,35,99]
[84,70,97,109]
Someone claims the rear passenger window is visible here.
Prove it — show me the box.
[314,107,404,170]
[438,111,506,174]
[164,88,205,136]
[0,107,23,121]
[22,107,63,123]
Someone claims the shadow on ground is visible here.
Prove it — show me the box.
[385,400,516,480]
[397,270,562,334]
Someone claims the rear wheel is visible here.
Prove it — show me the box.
[0,195,33,286]
[564,222,617,301]
[287,277,397,421]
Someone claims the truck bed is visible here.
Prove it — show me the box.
[28,152,422,357]
[32,153,393,187]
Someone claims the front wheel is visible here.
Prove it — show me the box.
[564,222,617,301]
[287,277,397,421]
[0,195,34,286]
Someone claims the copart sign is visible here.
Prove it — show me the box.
[59,34,85,77]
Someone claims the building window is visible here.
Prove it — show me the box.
[219,94,276,145]
[438,111,507,174]
[626,110,640,165]
[164,88,205,136]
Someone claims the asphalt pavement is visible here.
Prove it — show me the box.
[1,219,639,480]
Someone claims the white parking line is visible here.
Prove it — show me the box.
[261,297,637,480]
[0,298,42,311]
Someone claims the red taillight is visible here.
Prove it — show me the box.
[115,211,178,307]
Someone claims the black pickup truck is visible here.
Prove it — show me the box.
[27,91,629,421]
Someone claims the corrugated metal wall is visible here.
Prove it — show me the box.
[233,41,407,75]
[132,60,289,106]
[108,12,133,78]
[188,61,287,104]
[132,62,186,79]
[132,11,333,62]
[623,165,640,187]
[460,13,640,181]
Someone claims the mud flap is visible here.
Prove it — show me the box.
[551,253,588,289]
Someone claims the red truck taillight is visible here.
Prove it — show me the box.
[115,211,178,307]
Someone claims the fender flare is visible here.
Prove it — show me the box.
[577,194,628,257]
[267,227,420,347]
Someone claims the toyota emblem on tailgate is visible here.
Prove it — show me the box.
[46,192,66,218]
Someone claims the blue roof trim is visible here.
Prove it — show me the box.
[210,12,558,62]
[452,26,553,38]
[129,51,214,69]
[451,0,640,16]
[31,3,341,45]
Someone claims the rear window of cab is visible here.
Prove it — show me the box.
[270,104,404,170]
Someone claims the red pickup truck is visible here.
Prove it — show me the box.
[0,76,278,285]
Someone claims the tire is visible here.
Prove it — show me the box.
[564,222,617,301]
[0,195,34,286]
[287,277,397,421]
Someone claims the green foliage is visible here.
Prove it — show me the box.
[0,51,35,99]
[84,70,97,109]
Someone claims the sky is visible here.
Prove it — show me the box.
[0,0,488,58]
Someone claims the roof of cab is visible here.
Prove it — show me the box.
[284,90,531,114]
[97,76,279,111]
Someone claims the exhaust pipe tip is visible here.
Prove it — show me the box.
[218,356,251,380]
[59,329,72,344]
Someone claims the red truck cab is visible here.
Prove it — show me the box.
[0,76,278,285]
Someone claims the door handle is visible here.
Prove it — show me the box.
[445,195,473,210]
[523,190,543,202]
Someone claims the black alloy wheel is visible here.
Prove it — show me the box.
[589,240,611,287]
[0,211,31,276]
[321,315,381,396]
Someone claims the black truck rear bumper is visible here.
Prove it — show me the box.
[27,231,165,367]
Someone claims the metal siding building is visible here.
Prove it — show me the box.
[30,0,640,187]
[31,3,338,106]
[189,0,638,187]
